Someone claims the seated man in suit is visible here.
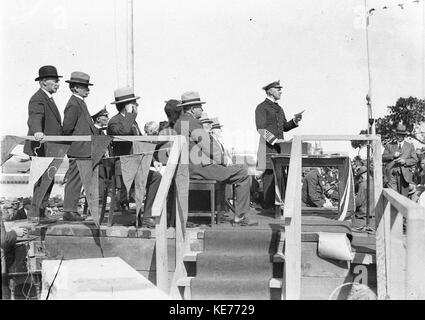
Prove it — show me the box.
[107,87,161,228]
[174,91,257,226]
[12,198,31,221]
[301,167,333,208]
[382,123,418,197]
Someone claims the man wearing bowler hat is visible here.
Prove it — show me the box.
[24,65,64,223]
[382,123,418,197]
[107,87,161,228]
[174,91,256,226]
[62,71,100,221]
[255,80,303,213]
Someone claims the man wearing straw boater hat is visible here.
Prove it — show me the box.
[255,80,303,213]
[24,65,64,224]
[62,71,99,221]
[382,122,418,197]
[107,87,161,228]
[174,91,257,226]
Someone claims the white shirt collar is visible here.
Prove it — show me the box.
[266,96,277,103]
[73,93,84,101]
[41,88,53,99]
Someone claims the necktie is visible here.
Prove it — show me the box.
[398,143,402,150]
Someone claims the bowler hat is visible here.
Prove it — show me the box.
[111,86,140,104]
[35,65,62,81]
[65,71,93,86]
[262,80,282,91]
[177,91,206,107]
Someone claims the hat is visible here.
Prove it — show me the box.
[177,91,206,107]
[111,86,140,104]
[35,65,62,81]
[262,80,282,91]
[22,198,31,206]
[395,122,409,135]
[91,106,109,121]
[65,71,93,86]
[211,117,223,129]
[355,166,368,177]
[199,113,213,124]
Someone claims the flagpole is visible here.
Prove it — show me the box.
[127,0,134,87]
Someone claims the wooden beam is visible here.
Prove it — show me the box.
[389,205,405,299]
[298,134,381,141]
[155,203,168,293]
[283,136,302,300]
[11,135,179,142]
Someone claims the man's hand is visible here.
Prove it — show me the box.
[396,158,406,165]
[294,110,305,124]
[323,198,334,208]
[275,138,285,144]
[34,132,44,141]
[153,161,162,172]
[394,151,401,158]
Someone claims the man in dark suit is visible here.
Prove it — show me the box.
[12,198,31,220]
[301,167,333,208]
[174,91,256,226]
[255,80,303,212]
[107,87,161,228]
[24,65,63,223]
[382,123,418,197]
[62,72,100,221]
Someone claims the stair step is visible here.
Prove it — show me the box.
[183,251,285,263]
[177,276,283,289]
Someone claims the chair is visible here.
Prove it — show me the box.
[189,179,217,226]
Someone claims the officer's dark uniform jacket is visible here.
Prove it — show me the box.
[255,98,298,170]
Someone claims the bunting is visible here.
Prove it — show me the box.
[33,158,65,210]
[91,135,113,169]
[1,135,26,165]
[28,157,55,188]
[337,158,356,221]
[77,160,100,227]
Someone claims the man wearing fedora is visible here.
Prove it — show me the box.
[62,71,100,221]
[255,80,303,213]
[382,123,418,197]
[107,87,161,228]
[24,65,64,223]
[174,91,256,226]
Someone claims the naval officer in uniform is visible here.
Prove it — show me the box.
[255,80,303,212]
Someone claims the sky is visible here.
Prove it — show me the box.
[0,0,424,157]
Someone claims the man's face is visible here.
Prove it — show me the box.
[269,87,282,101]
[203,123,212,132]
[97,115,109,127]
[211,128,222,136]
[396,134,405,143]
[75,84,90,98]
[43,78,60,94]
[192,105,204,119]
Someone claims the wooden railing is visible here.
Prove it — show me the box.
[377,188,425,299]
[2,135,189,296]
[283,135,383,300]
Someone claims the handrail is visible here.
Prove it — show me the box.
[282,134,383,300]
[11,135,179,142]
[378,188,425,299]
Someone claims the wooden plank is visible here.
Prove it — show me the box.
[14,135,179,142]
[388,205,405,299]
[405,207,425,299]
[298,134,380,141]
[155,204,169,293]
[283,136,302,300]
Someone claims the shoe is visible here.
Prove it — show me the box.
[37,216,59,224]
[63,211,86,222]
[232,216,259,227]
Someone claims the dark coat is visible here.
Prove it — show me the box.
[12,208,27,220]
[255,98,297,170]
[174,113,224,167]
[382,140,418,185]
[23,89,63,157]
[63,95,100,158]
[301,168,326,207]
[107,112,141,156]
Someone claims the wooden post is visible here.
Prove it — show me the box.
[283,136,302,300]
[405,207,425,299]
[388,205,405,299]
[155,202,168,293]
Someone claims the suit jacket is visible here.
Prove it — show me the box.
[174,113,224,166]
[301,168,326,207]
[63,95,100,158]
[23,89,63,156]
[12,208,27,220]
[255,98,297,170]
[107,112,142,156]
[382,140,417,184]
